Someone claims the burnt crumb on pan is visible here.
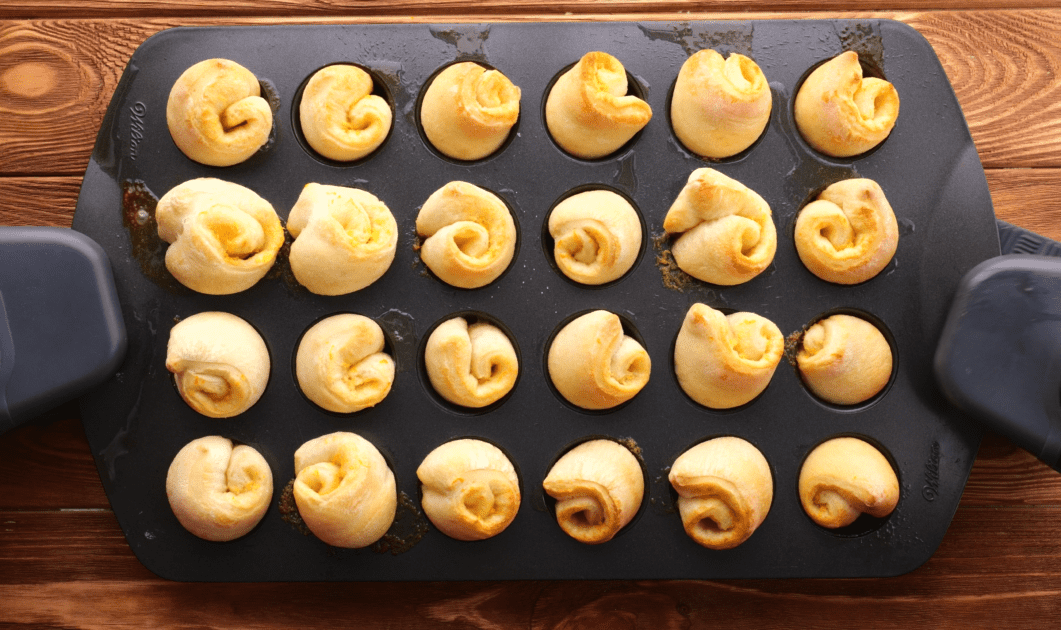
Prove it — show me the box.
[784,328,807,368]
[121,180,185,294]
[617,437,644,463]
[653,231,693,292]
[372,491,429,555]
[278,479,312,537]
[650,466,679,515]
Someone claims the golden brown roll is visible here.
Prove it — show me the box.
[166,58,273,167]
[165,312,270,418]
[547,310,650,410]
[671,49,772,159]
[424,317,518,408]
[797,314,892,405]
[295,314,394,414]
[299,64,392,161]
[420,61,521,160]
[669,436,772,550]
[545,51,652,159]
[156,178,284,295]
[794,51,900,157]
[416,181,516,289]
[673,303,784,409]
[662,168,776,286]
[543,439,644,544]
[794,178,899,285]
[548,189,642,285]
[287,183,398,296]
[293,431,397,548]
[417,439,521,541]
[799,437,900,528]
[166,436,273,542]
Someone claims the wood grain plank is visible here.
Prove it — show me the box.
[1,506,1060,625]
[5,11,1061,174]
[0,176,82,227]
[4,1,1061,20]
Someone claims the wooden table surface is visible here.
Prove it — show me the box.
[4,1,1061,627]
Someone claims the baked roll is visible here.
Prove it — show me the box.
[669,436,772,550]
[165,312,270,418]
[795,178,899,285]
[543,439,644,544]
[662,168,776,286]
[799,437,900,528]
[794,51,900,157]
[287,183,398,295]
[674,303,783,409]
[156,178,284,295]
[295,314,394,414]
[417,181,516,289]
[299,64,392,161]
[293,431,397,548]
[420,61,521,161]
[548,310,650,410]
[545,51,652,159]
[797,314,892,405]
[166,436,273,542]
[166,58,272,167]
[424,317,518,408]
[548,189,642,285]
[417,439,521,541]
[671,49,772,159]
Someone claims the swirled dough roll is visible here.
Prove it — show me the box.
[156,178,284,295]
[417,439,521,541]
[300,64,392,161]
[287,183,398,295]
[166,436,273,542]
[420,62,521,160]
[794,51,900,157]
[548,310,650,410]
[669,437,772,550]
[543,439,644,544]
[295,314,394,413]
[799,437,899,528]
[549,189,642,285]
[671,50,772,159]
[293,432,397,548]
[795,178,899,285]
[545,51,652,159]
[417,181,516,289]
[167,58,273,167]
[798,314,892,405]
[165,312,270,418]
[663,168,776,286]
[425,317,518,408]
[674,303,783,409]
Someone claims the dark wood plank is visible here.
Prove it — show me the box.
[0,176,82,226]
[5,12,1061,174]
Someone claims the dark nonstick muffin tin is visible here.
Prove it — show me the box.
[72,19,1000,580]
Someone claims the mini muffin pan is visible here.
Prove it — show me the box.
[72,20,999,580]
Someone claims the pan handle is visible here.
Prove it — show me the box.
[935,221,1061,473]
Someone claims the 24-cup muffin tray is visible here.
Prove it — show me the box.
[72,20,1000,580]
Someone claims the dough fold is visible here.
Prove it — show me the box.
[673,303,783,409]
[166,58,273,167]
[425,317,519,408]
[296,314,395,413]
[671,50,772,158]
[545,51,652,159]
[165,312,270,418]
[549,189,641,285]
[156,178,284,295]
[794,51,900,157]
[543,439,644,544]
[662,168,776,286]
[547,310,650,410]
[799,437,900,528]
[417,439,521,540]
[293,432,397,548]
[669,437,772,550]
[797,314,892,405]
[167,436,273,542]
[420,62,521,161]
[300,64,392,161]
[287,183,398,295]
